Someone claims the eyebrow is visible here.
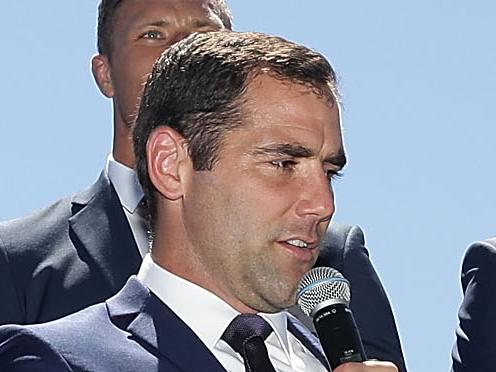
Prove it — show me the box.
[136,18,220,30]
[252,143,347,168]
[145,20,169,28]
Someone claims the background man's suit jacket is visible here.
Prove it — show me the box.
[0,172,407,371]
[452,238,496,372]
[0,277,328,371]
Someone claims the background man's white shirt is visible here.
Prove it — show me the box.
[106,155,149,257]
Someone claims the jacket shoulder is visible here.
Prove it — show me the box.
[0,197,72,249]
[463,239,496,267]
[0,304,111,371]
[459,238,496,292]
[316,223,366,271]
[0,324,72,371]
[0,172,111,256]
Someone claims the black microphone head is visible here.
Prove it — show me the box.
[297,267,351,317]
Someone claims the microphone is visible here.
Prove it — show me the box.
[297,267,367,370]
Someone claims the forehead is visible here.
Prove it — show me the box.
[216,75,344,166]
[113,0,223,30]
[239,75,342,149]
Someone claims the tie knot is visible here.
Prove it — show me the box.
[221,314,273,353]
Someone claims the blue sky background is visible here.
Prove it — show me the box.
[1,1,495,371]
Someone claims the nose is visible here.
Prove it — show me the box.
[294,172,335,222]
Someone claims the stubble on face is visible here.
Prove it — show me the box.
[172,76,343,314]
[181,175,308,313]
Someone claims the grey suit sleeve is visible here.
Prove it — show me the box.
[318,224,407,372]
[0,325,72,371]
[0,236,24,325]
[452,239,496,372]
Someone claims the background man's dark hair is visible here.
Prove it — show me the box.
[96,0,233,56]
[133,31,339,225]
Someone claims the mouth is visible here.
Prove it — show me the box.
[286,239,310,249]
[278,237,319,262]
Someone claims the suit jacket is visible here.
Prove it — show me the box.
[0,171,406,370]
[452,238,496,372]
[0,277,329,372]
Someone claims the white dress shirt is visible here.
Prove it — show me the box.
[105,155,149,257]
[137,254,326,372]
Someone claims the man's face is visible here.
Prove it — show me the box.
[101,0,225,129]
[182,75,345,313]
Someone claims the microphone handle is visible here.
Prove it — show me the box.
[313,303,367,370]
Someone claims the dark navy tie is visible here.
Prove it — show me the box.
[221,314,277,372]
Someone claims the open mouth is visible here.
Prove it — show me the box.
[278,237,319,263]
[286,239,309,249]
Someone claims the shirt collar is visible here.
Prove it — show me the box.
[137,254,290,353]
[105,154,144,213]
[262,311,290,355]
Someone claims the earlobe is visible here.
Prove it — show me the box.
[147,127,188,200]
[91,54,114,98]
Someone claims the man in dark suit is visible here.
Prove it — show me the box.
[0,1,406,370]
[0,0,232,324]
[0,30,398,372]
[0,275,328,372]
[451,239,496,371]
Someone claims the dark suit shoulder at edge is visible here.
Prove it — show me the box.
[463,238,496,270]
[0,172,109,250]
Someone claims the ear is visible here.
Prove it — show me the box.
[91,54,114,98]
[147,127,189,200]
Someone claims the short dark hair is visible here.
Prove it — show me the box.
[96,0,233,56]
[133,31,339,223]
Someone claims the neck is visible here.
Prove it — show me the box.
[112,122,135,168]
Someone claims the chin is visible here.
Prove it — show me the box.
[268,286,299,311]
[246,287,297,313]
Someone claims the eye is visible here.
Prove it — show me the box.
[325,168,343,182]
[271,159,297,171]
[141,30,164,40]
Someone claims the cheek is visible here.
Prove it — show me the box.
[113,55,157,97]
[228,179,294,228]
[111,70,140,106]
[250,175,300,205]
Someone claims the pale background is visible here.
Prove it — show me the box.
[1,2,495,371]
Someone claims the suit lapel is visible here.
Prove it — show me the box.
[107,279,327,371]
[107,278,227,372]
[69,171,141,292]
[287,312,330,371]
